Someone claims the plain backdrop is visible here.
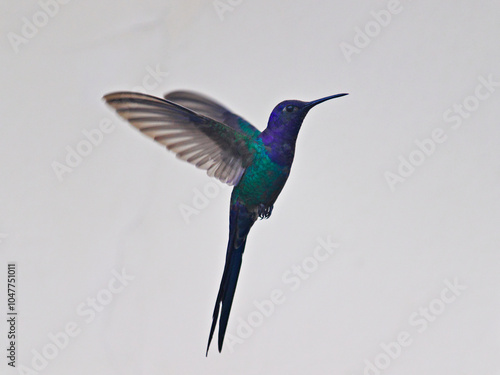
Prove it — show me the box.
[1,1,500,374]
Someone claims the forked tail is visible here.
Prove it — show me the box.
[206,201,256,355]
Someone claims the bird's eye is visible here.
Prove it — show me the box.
[285,105,295,112]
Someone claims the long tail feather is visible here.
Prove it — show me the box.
[206,202,255,355]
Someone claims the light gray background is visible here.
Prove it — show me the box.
[1,1,499,374]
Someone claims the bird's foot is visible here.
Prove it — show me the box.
[258,204,273,219]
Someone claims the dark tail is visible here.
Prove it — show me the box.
[206,201,255,355]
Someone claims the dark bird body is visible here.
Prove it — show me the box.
[104,90,347,354]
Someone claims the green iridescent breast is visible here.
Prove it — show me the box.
[231,139,290,210]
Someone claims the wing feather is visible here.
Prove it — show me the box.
[164,91,261,138]
[103,91,256,185]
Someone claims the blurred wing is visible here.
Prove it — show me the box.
[103,92,255,185]
[164,91,261,138]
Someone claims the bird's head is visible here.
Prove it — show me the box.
[266,93,348,139]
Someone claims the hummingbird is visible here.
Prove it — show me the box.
[103,89,347,354]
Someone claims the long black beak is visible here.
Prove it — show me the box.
[305,93,348,109]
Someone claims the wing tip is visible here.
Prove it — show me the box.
[102,91,130,102]
[103,91,165,105]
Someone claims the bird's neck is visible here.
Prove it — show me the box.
[259,122,301,166]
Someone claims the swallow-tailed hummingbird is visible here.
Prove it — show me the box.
[103,89,347,354]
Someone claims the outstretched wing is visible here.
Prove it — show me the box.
[164,91,261,138]
[103,92,255,185]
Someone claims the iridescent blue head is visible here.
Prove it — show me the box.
[260,93,348,163]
